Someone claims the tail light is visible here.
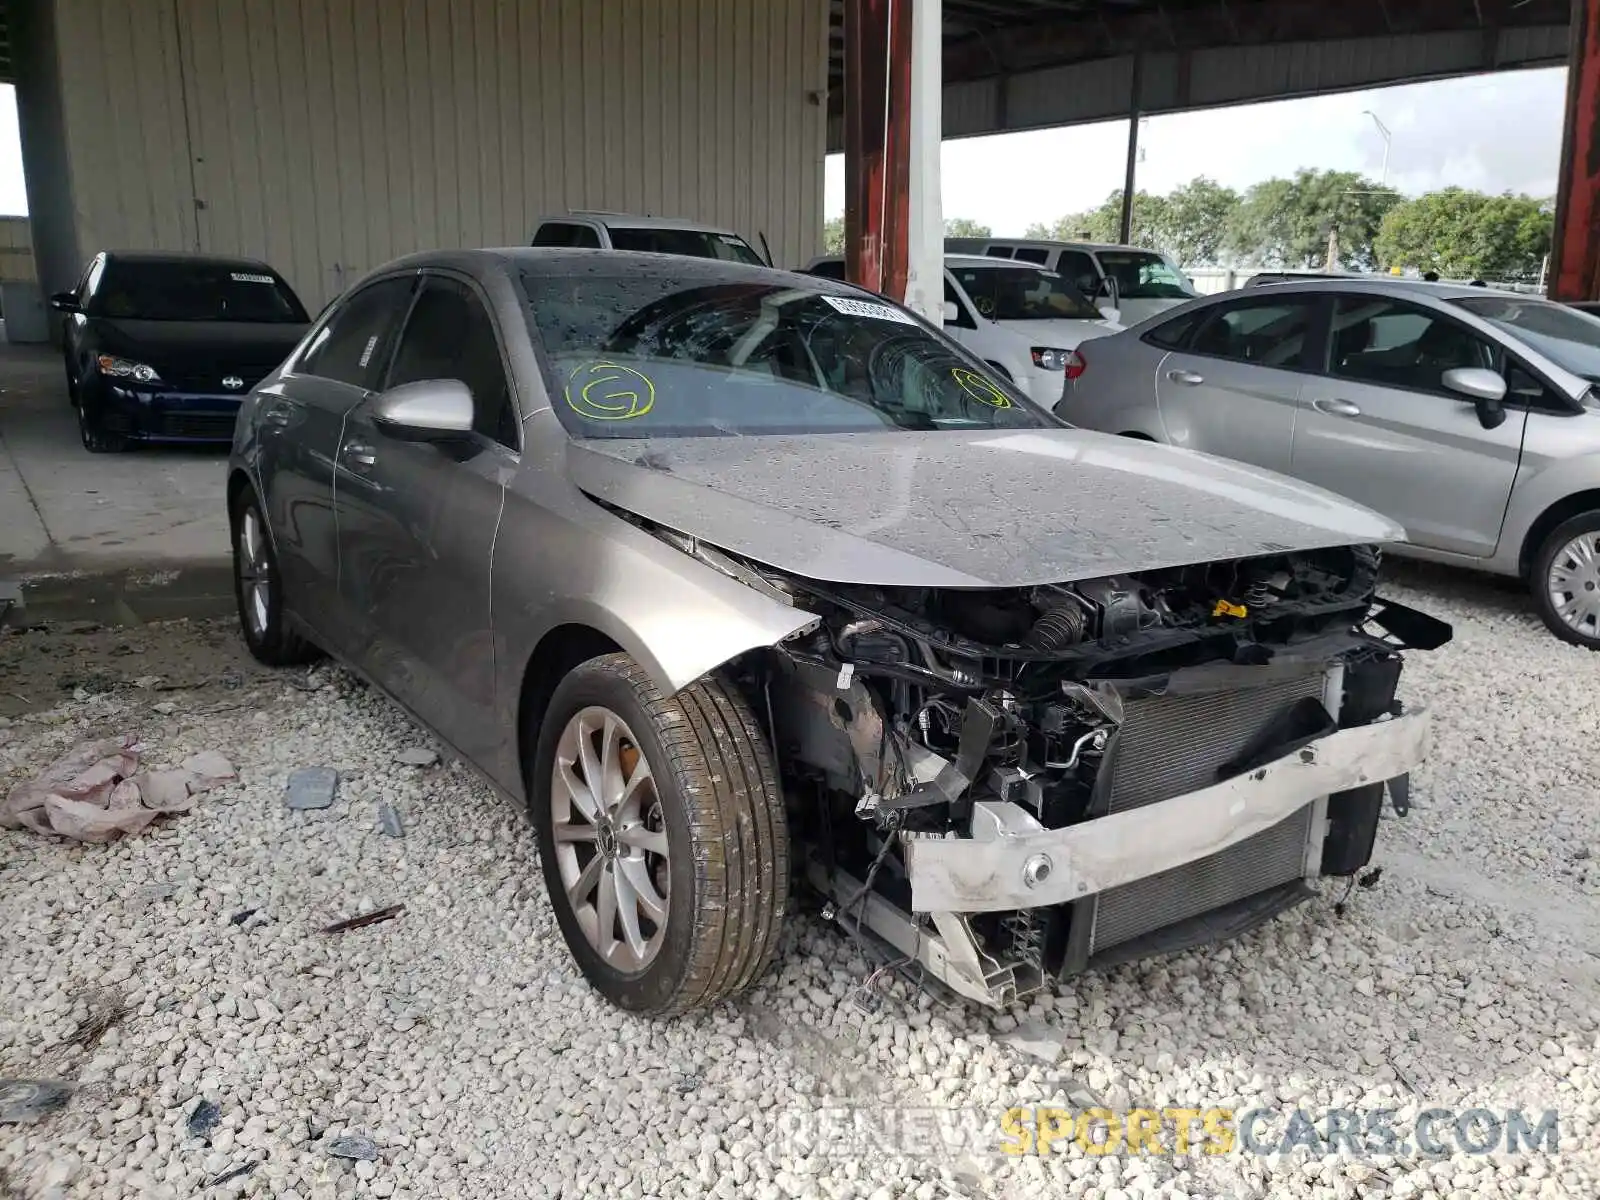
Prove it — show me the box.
[1064,349,1086,380]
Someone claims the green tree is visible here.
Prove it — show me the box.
[1375,188,1552,281]
[1026,190,1169,248]
[944,217,992,238]
[1225,169,1399,270]
[1158,177,1240,266]
[822,215,845,254]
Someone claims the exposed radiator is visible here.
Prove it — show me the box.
[1108,670,1329,813]
[1088,665,1329,956]
[1090,805,1315,954]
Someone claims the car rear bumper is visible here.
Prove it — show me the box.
[901,708,1428,914]
[96,382,243,443]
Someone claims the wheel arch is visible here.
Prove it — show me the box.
[1518,490,1600,579]
[514,622,625,798]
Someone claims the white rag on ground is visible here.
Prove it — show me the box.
[0,738,236,842]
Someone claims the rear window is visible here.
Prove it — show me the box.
[90,261,307,323]
[949,265,1102,321]
[604,228,765,266]
[1096,251,1198,301]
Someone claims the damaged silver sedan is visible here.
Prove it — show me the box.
[228,249,1452,1015]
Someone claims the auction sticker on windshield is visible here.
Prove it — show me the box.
[820,295,918,325]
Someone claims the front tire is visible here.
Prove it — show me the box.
[1532,511,1600,649]
[230,487,316,666]
[76,393,126,454]
[530,653,788,1016]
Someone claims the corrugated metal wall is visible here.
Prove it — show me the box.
[48,0,829,308]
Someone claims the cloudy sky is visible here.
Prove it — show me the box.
[825,66,1570,233]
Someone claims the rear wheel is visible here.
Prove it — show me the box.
[530,653,788,1016]
[1532,511,1600,649]
[230,487,316,665]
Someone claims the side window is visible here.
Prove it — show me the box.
[1057,251,1101,299]
[943,278,973,327]
[1144,309,1202,350]
[297,276,415,390]
[1013,247,1050,265]
[1190,299,1317,369]
[807,259,848,281]
[386,276,518,449]
[984,246,1013,258]
[1329,296,1495,395]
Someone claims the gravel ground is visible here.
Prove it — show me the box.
[1,565,1597,1200]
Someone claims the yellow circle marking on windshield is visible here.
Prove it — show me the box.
[565,361,656,421]
[952,367,1012,408]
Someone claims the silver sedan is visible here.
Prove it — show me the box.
[229,250,1444,1014]
[1057,279,1600,647]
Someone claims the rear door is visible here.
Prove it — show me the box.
[333,272,520,762]
[1292,294,1525,556]
[258,273,417,646]
[1152,293,1321,473]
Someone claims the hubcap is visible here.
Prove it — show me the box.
[550,706,669,972]
[1548,531,1600,638]
[236,508,272,638]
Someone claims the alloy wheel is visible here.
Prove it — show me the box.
[236,506,273,640]
[1547,530,1600,639]
[549,705,670,972]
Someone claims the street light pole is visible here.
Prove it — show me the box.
[1363,110,1392,187]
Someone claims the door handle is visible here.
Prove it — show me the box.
[342,442,377,468]
[1312,397,1362,418]
[1167,369,1204,386]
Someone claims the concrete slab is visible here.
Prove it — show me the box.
[0,344,229,576]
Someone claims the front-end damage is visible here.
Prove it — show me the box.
[633,514,1451,1007]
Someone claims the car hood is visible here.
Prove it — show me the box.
[91,318,307,365]
[566,429,1404,588]
[994,317,1123,346]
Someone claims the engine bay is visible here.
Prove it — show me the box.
[628,510,1452,1004]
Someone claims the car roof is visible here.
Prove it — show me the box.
[1233,276,1535,302]
[944,253,1049,269]
[102,249,281,273]
[382,247,832,291]
[972,238,1164,255]
[807,252,1050,271]
[537,212,745,236]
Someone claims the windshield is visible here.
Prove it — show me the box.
[1451,295,1600,383]
[1096,251,1198,301]
[90,261,307,323]
[948,264,1102,321]
[605,228,765,266]
[521,268,1049,438]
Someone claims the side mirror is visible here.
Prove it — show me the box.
[1098,306,1121,325]
[50,292,79,313]
[942,300,959,324]
[371,379,474,442]
[1441,367,1508,429]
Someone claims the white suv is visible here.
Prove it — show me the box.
[944,237,1199,327]
[806,253,1121,409]
[530,212,767,265]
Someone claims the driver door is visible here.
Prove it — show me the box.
[1291,294,1526,557]
[333,272,521,763]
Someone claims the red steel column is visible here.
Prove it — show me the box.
[844,0,913,300]
[1551,0,1600,302]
